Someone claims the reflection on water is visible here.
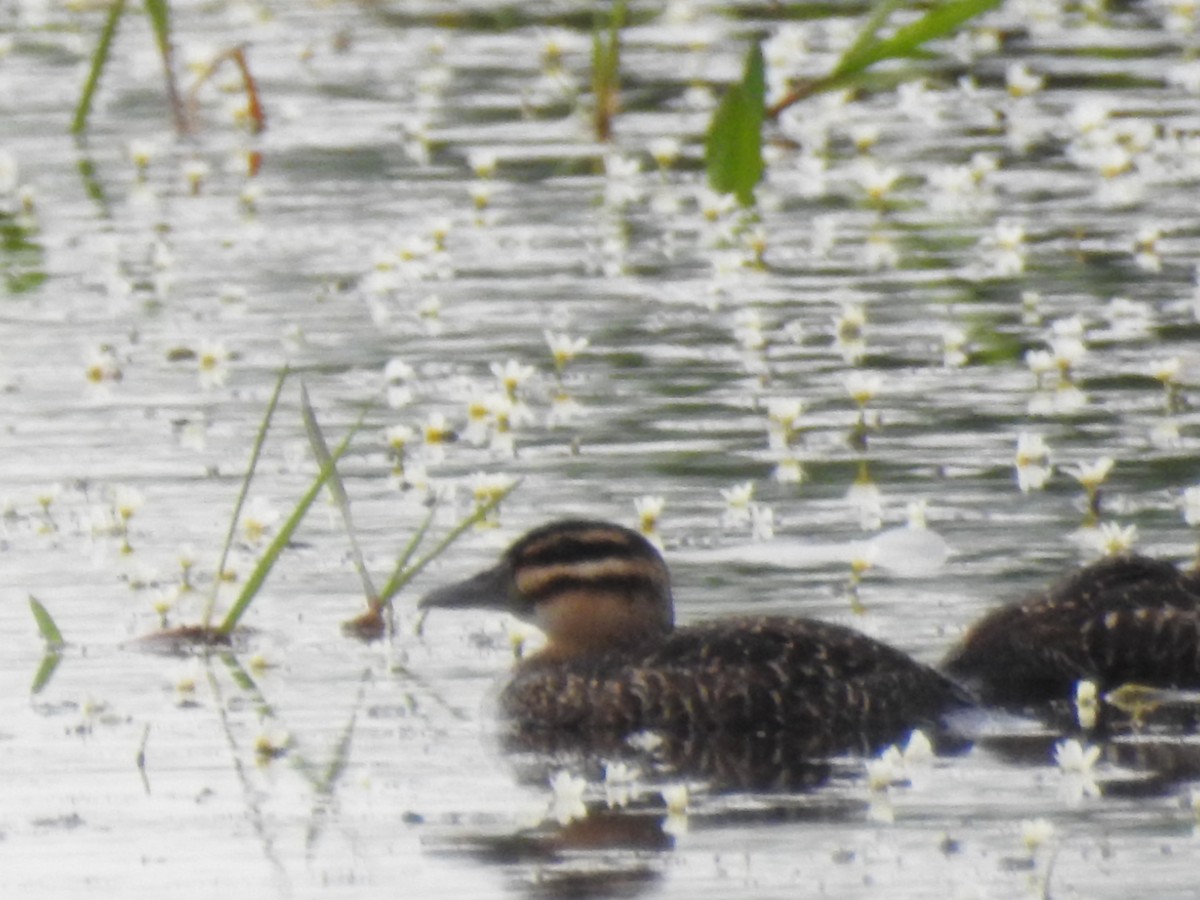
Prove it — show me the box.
[4,0,1200,897]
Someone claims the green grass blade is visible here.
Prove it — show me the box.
[380,504,437,602]
[217,412,364,635]
[143,0,170,53]
[300,382,377,602]
[203,367,289,627]
[705,41,765,206]
[71,0,127,134]
[833,0,1004,80]
[29,595,64,647]
[379,479,520,605]
[142,0,187,133]
[31,653,63,695]
[831,0,907,78]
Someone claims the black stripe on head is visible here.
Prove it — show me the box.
[509,520,661,570]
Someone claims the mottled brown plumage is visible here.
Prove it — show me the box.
[422,520,971,786]
[942,554,1200,708]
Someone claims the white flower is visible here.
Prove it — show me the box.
[112,485,145,521]
[254,727,291,761]
[385,424,413,453]
[749,503,775,541]
[648,137,681,169]
[635,495,664,535]
[1075,680,1099,730]
[545,331,588,371]
[467,149,497,178]
[242,497,280,545]
[1006,62,1044,97]
[1149,356,1182,385]
[853,159,901,202]
[197,340,231,389]
[866,745,903,791]
[490,359,535,398]
[1183,485,1200,527]
[844,370,882,406]
[774,456,804,484]
[550,771,588,825]
[1015,432,1052,492]
[1020,817,1055,854]
[603,761,637,808]
[1096,521,1137,555]
[1065,457,1114,491]
[472,472,515,505]
[1055,738,1099,773]
[720,481,755,510]
[660,783,689,815]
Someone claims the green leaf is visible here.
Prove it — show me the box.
[833,0,1004,81]
[29,595,64,647]
[71,0,127,134]
[143,0,171,57]
[31,653,63,695]
[705,42,765,206]
[217,412,365,636]
[378,479,520,605]
[203,366,289,627]
[300,382,378,602]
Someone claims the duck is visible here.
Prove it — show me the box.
[941,553,1200,710]
[421,519,973,787]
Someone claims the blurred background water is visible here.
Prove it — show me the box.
[3,1,1200,897]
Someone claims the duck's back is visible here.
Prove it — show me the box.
[503,616,970,761]
[942,554,1200,706]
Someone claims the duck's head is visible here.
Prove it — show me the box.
[420,519,674,661]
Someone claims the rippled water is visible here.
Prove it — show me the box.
[3,1,1200,897]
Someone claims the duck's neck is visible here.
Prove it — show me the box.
[529,589,673,664]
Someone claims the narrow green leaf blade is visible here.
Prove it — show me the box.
[71,0,127,134]
[29,596,64,647]
[203,366,289,627]
[379,478,521,604]
[217,414,364,635]
[31,653,63,695]
[833,0,1003,80]
[143,0,171,55]
[705,42,765,206]
[300,382,377,602]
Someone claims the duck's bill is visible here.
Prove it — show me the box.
[419,563,510,611]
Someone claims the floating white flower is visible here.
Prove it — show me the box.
[467,148,498,179]
[112,485,145,522]
[490,359,535,400]
[549,770,588,825]
[1183,485,1200,527]
[197,340,231,389]
[254,727,291,761]
[1074,680,1099,730]
[1006,62,1044,97]
[1149,356,1182,386]
[635,495,664,536]
[648,137,681,169]
[603,761,637,808]
[774,456,804,484]
[1065,457,1114,492]
[545,331,589,373]
[1054,738,1102,800]
[242,497,280,545]
[1015,432,1052,492]
[1020,817,1055,855]
[866,745,904,792]
[385,424,413,454]
[749,503,775,541]
[844,370,882,407]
